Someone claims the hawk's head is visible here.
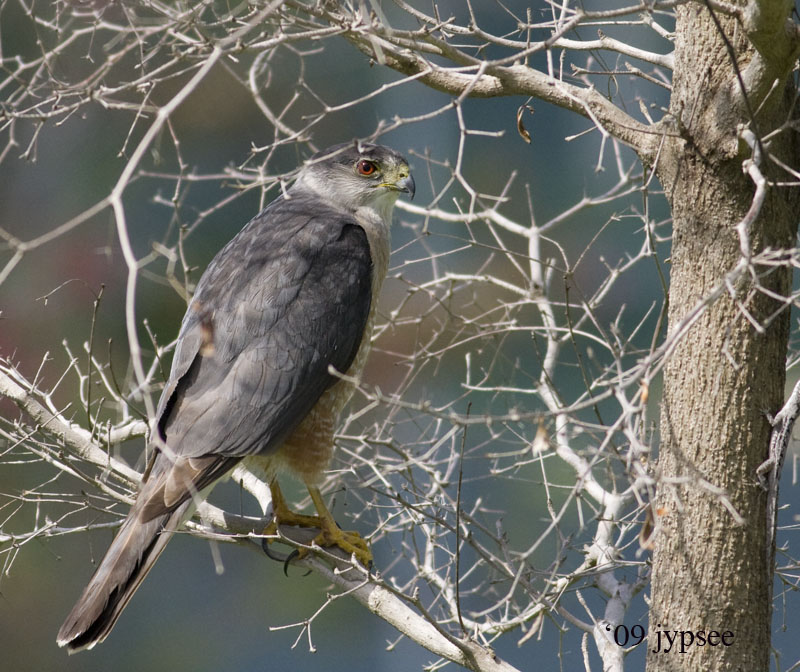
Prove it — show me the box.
[295,142,415,221]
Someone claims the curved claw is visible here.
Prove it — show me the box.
[260,517,284,560]
[283,549,299,576]
[262,534,289,563]
[262,480,373,570]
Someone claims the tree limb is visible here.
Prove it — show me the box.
[0,362,143,484]
[738,0,800,116]
[0,360,520,672]
[344,39,660,159]
[286,1,664,160]
[298,553,523,672]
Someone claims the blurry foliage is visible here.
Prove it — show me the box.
[2,1,792,672]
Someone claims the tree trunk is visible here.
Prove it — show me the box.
[648,6,799,671]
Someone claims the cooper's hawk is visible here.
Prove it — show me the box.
[57,142,414,652]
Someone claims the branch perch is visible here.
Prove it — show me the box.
[0,361,520,672]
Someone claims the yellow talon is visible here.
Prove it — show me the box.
[263,480,372,568]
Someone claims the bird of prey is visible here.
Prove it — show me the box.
[57,141,414,652]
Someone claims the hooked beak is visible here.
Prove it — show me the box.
[377,167,415,200]
[397,173,415,200]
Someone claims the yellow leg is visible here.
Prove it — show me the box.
[307,486,372,567]
[266,480,323,529]
[262,480,372,568]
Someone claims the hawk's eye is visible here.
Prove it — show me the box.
[356,160,378,176]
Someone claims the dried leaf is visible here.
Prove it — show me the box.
[532,419,549,453]
[516,104,533,144]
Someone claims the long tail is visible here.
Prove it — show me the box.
[56,499,191,653]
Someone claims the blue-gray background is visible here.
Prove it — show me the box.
[2,1,799,671]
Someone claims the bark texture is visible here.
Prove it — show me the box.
[649,5,800,671]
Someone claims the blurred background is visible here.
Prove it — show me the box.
[2,1,799,671]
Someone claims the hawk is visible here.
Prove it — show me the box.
[57,142,414,652]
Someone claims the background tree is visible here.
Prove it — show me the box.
[1,2,800,671]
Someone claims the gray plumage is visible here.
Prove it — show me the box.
[57,142,414,652]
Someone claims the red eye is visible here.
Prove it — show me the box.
[357,160,377,176]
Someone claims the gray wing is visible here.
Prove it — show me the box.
[142,193,373,518]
